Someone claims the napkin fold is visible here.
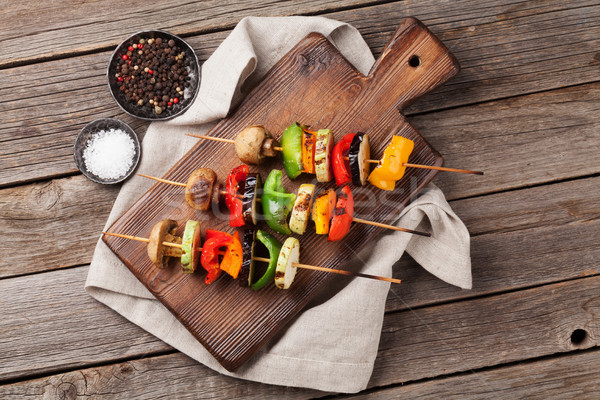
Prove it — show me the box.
[86,16,471,393]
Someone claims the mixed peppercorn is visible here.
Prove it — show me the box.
[114,36,191,115]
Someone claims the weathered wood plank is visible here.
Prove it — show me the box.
[2,265,599,392]
[0,267,171,382]
[0,175,118,278]
[344,350,600,399]
[0,0,373,68]
[2,0,599,186]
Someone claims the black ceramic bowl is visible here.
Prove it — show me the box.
[73,118,141,184]
[107,30,200,120]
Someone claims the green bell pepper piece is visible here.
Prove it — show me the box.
[280,122,304,179]
[262,169,296,235]
[251,230,283,290]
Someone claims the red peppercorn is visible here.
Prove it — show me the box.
[122,55,128,60]
[168,101,173,106]
[138,44,143,49]
[128,46,134,52]
[118,76,124,82]
[173,97,179,104]
[148,69,153,74]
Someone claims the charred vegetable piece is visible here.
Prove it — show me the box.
[221,231,243,279]
[242,173,262,226]
[239,229,256,287]
[201,230,232,284]
[261,169,296,235]
[368,136,415,191]
[301,129,316,174]
[235,125,272,164]
[226,165,249,227]
[147,220,181,268]
[275,237,300,289]
[312,189,336,235]
[349,133,371,186]
[280,122,304,179]
[314,129,333,182]
[251,230,282,290]
[185,168,217,210]
[181,220,202,273]
[328,185,354,242]
[332,133,354,186]
[289,183,315,235]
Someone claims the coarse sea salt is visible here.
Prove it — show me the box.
[83,128,136,180]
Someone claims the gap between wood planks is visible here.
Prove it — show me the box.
[0,0,396,71]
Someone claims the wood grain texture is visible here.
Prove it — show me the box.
[3,265,600,393]
[2,0,600,187]
[0,0,373,68]
[344,350,600,399]
[103,19,458,371]
[0,175,119,278]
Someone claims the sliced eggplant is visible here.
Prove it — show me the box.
[314,129,333,182]
[349,133,371,186]
[181,220,201,273]
[242,173,262,226]
[274,237,300,289]
[238,229,256,287]
[185,168,217,210]
[289,183,315,235]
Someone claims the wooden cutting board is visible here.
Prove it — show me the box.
[104,17,459,371]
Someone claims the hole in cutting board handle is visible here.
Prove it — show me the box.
[570,328,588,346]
[409,55,421,67]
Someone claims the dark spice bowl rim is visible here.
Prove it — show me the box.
[107,29,200,121]
[73,117,141,184]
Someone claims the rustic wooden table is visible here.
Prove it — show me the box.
[1,1,599,398]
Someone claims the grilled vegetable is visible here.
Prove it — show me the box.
[239,229,256,287]
[201,230,232,284]
[289,184,315,235]
[314,129,333,182]
[328,185,354,242]
[251,230,282,290]
[242,173,262,226]
[147,219,181,268]
[181,220,202,273]
[332,133,354,186]
[312,189,336,235]
[280,122,304,179]
[225,165,249,227]
[349,133,370,186]
[235,125,273,164]
[220,231,243,279]
[262,169,296,235]
[275,237,300,289]
[301,129,316,174]
[368,136,414,191]
[185,168,217,210]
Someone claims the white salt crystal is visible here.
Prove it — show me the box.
[83,128,136,180]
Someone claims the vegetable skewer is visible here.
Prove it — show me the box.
[102,230,402,285]
[137,171,430,237]
[187,131,483,176]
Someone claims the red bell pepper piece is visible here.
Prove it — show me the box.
[225,165,249,227]
[201,230,233,284]
[328,185,354,242]
[332,133,354,186]
[220,231,243,279]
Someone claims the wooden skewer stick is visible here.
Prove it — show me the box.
[351,217,429,237]
[137,173,187,187]
[188,134,482,175]
[103,232,400,284]
[253,256,401,284]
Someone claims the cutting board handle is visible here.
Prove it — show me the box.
[366,17,460,111]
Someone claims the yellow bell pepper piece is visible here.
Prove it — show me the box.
[368,136,414,191]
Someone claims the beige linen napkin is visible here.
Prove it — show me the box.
[86,16,471,393]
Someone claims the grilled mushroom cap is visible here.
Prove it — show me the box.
[185,168,217,210]
[147,219,181,268]
[235,125,272,164]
